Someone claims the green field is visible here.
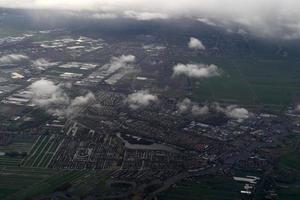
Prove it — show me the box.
[0,164,112,200]
[0,136,36,168]
[22,135,62,168]
[0,166,57,199]
[277,185,300,200]
[188,56,300,111]
[277,150,300,200]
[0,136,36,154]
[0,27,21,37]
[279,132,300,171]
[0,134,112,200]
[69,170,112,196]
[0,157,22,167]
[275,132,300,200]
[0,153,107,200]
[0,136,58,199]
[3,170,89,200]
[280,151,300,171]
[162,176,241,200]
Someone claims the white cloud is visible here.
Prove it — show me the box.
[91,13,118,19]
[104,55,136,73]
[237,28,248,35]
[127,90,158,109]
[31,58,59,70]
[66,92,95,115]
[70,92,95,107]
[2,0,300,39]
[225,105,249,120]
[188,37,206,50]
[213,103,250,120]
[173,63,221,78]
[177,98,192,113]
[124,11,168,21]
[294,104,300,112]
[29,79,69,107]
[0,54,29,65]
[177,98,209,116]
[29,79,95,116]
[197,18,217,27]
[143,44,166,51]
[191,105,209,116]
[177,100,249,119]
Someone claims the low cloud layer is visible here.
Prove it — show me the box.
[0,54,29,65]
[188,37,206,50]
[29,79,69,107]
[31,58,59,70]
[29,79,95,116]
[66,92,95,116]
[1,0,300,39]
[177,99,249,120]
[105,55,136,73]
[124,11,168,21]
[214,103,250,121]
[177,98,209,116]
[126,90,158,109]
[294,104,300,113]
[225,106,249,120]
[173,63,221,78]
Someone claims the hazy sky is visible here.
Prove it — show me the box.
[1,0,300,39]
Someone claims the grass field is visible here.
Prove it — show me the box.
[0,154,112,200]
[0,134,113,200]
[188,56,300,111]
[0,135,56,199]
[277,185,300,200]
[0,166,57,199]
[0,157,22,167]
[162,176,241,200]
[0,27,21,37]
[3,170,89,200]
[280,151,300,171]
[0,135,61,199]
[0,136,36,168]
[275,132,300,200]
[69,170,113,196]
[0,135,36,154]
[22,135,62,168]
[0,155,102,200]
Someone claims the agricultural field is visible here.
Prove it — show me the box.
[22,135,63,168]
[0,135,36,168]
[277,184,300,200]
[280,151,300,171]
[68,170,113,196]
[190,56,300,111]
[0,27,21,37]
[0,165,112,200]
[0,134,113,200]
[0,166,57,199]
[0,136,35,153]
[0,167,91,200]
[161,176,242,200]
[272,132,300,200]
[275,168,300,200]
